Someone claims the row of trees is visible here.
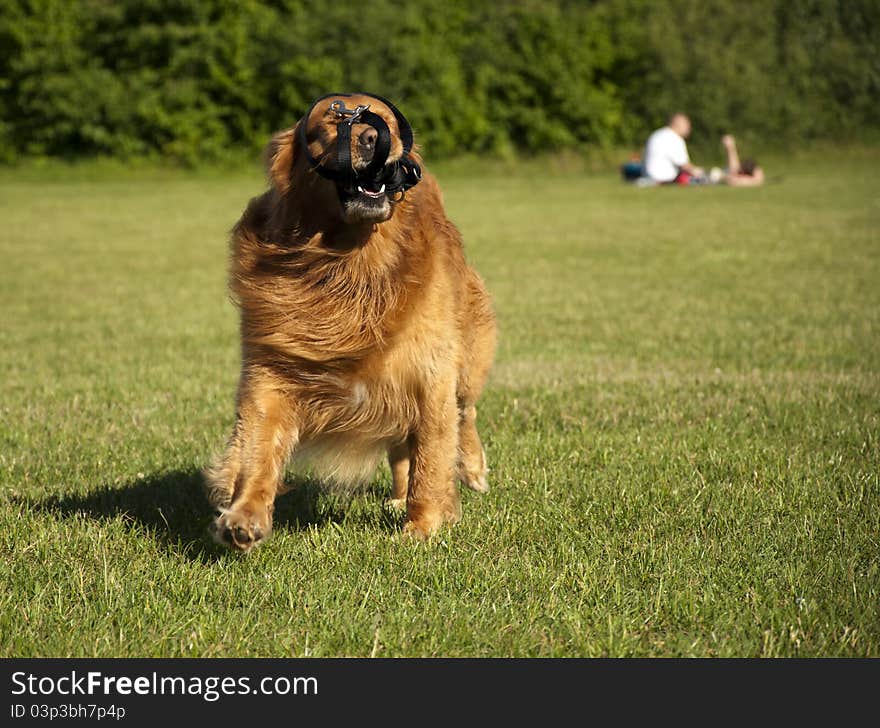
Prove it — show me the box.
[0,0,877,163]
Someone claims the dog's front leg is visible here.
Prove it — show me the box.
[403,375,461,539]
[211,385,297,552]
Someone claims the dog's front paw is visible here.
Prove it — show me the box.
[401,518,440,541]
[402,498,461,540]
[211,506,271,553]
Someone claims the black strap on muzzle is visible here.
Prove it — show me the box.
[297,92,422,196]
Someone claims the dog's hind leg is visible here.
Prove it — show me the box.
[457,403,489,493]
[211,381,297,552]
[386,440,410,511]
[455,272,497,494]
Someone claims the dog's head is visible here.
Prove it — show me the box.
[266,93,422,225]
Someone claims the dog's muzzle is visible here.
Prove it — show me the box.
[298,92,422,200]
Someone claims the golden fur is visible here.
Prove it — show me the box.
[205,94,496,550]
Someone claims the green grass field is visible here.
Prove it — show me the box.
[1,149,878,657]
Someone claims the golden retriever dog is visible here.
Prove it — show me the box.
[205,92,496,551]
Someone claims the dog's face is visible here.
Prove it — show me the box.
[268,94,408,225]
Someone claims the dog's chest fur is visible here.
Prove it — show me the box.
[255,250,451,385]
[301,266,457,437]
[280,277,457,484]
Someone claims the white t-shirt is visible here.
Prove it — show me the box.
[643,126,689,182]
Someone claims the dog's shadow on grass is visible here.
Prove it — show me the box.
[18,469,396,562]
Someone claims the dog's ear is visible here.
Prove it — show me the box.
[264,122,300,195]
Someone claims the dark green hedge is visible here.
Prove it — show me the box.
[0,0,877,163]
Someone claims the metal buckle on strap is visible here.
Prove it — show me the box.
[329,100,370,124]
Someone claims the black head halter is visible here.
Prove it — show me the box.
[297,92,422,197]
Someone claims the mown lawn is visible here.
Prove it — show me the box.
[1,149,877,657]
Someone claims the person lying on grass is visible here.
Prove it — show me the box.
[708,134,765,187]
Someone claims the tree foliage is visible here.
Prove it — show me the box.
[0,0,876,162]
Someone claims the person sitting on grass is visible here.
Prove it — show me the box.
[708,134,765,187]
[642,113,706,185]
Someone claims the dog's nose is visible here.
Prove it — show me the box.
[359,127,378,149]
